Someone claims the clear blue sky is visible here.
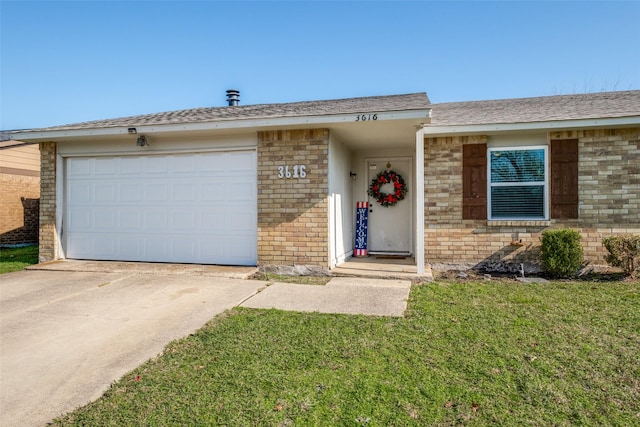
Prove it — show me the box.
[1,1,639,130]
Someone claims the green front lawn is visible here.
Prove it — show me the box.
[55,279,639,426]
[0,245,38,274]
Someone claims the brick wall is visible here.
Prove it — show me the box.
[424,128,640,271]
[257,129,329,271]
[38,142,57,262]
[0,173,40,246]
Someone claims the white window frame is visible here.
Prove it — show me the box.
[487,145,549,221]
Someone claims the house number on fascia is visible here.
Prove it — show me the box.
[355,113,378,121]
[278,165,307,179]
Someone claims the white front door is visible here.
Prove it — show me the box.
[366,157,412,254]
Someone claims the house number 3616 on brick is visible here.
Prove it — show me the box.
[278,165,307,179]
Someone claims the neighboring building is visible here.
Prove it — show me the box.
[12,90,640,272]
[0,132,40,247]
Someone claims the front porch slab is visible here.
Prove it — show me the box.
[332,256,433,281]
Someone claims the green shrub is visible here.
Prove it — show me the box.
[540,229,583,278]
[602,235,640,277]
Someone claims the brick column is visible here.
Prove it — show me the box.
[257,129,329,273]
[38,141,57,262]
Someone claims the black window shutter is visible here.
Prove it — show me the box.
[551,139,579,219]
[462,143,487,220]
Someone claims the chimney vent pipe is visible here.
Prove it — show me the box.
[226,89,240,106]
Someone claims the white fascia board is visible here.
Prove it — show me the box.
[422,116,640,136]
[12,109,431,141]
[12,127,136,140]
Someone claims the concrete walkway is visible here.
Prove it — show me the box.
[242,277,411,316]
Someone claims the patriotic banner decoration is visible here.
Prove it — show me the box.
[354,201,369,257]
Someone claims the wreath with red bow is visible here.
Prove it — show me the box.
[368,170,408,207]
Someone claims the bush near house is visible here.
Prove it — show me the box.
[603,235,640,278]
[540,229,583,278]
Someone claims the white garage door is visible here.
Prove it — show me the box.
[65,151,257,265]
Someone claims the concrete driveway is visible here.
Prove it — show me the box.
[0,270,265,427]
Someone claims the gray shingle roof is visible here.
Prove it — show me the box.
[1,130,30,146]
[15,90,640,137]
[429,90,640,126]
[33,93,431,132]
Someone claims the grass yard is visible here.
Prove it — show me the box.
[0,245,38,274]
[54,279,639,426]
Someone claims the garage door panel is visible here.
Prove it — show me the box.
[68,158,91,176]
[228,182,254,201]
[94,210,116,229]
[121,157,142,174]
[94,237,115,257]
[201,184,222,201]
[67,235,90,255]
[201,209,225,232]
[171,240,196,261]
[202,240,224,258]
[228,237,254,256]
[174,183,196,201]
[143,238,168,258]
[144,210,168,230]
[146,157,169,173]
[94,158,116,174]
[95,184,116,202]
[145,183,168,201]
[65,151,257,265]
[199,153,226,172]
[228,151,255,171]
[69,183,91,203]
[172,211,196,230]
[227,210,256,231]
[173,156,195,172]
[118,238,141,258]
[120,183,140,201]
[119,210,141,229]
[68,209,92,229]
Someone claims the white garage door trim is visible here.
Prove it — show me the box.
[63,150,257,266]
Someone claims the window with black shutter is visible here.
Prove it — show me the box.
[462,143,487,220]
[550,139,579,219]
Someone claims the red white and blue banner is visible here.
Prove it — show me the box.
[354,201,369,257]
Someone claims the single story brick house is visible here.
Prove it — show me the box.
[0,132,40,246]
[12,90,640,274]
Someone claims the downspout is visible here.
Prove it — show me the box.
[415,126,425,275]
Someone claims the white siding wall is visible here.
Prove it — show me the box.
[57,133,257,156]
[328,134,353,267]
[0,144,40,172]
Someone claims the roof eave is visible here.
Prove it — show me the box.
[422,116,640,136]
[11,109,432,142]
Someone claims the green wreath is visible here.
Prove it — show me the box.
[368,170,408,207]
